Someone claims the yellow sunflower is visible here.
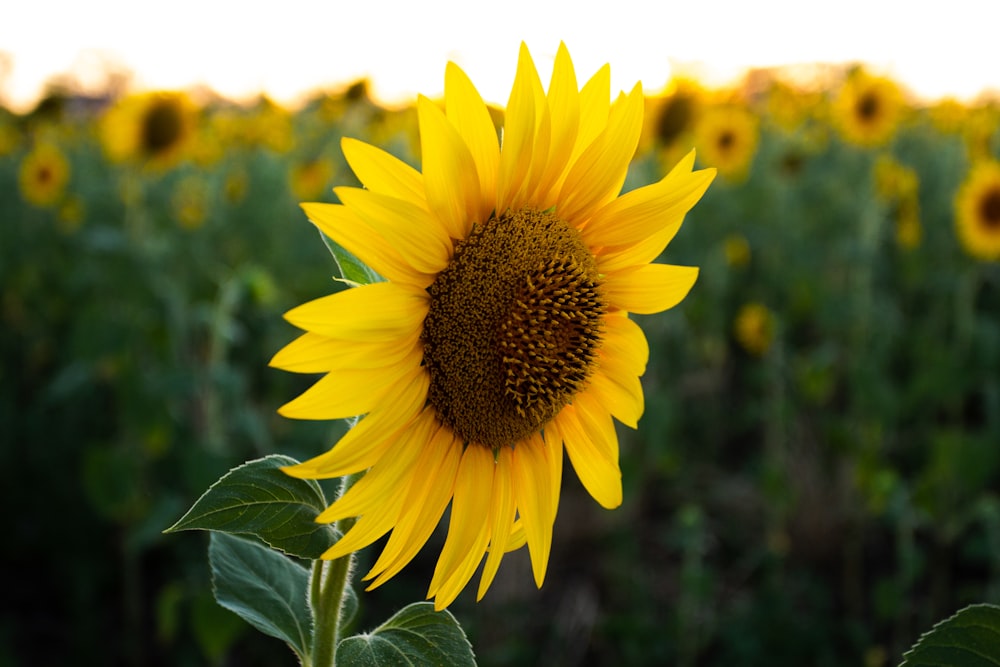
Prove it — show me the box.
[734,302,776,356]
[99,91,196,169]
[954,160,1000,261]
[289,157,335,201]
[832,69,905,147]
[694,105,759,180]
[19,142,70,207]
[271,43,715,610]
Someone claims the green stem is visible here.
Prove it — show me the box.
[310,473,362,667]
[310,553,354,667]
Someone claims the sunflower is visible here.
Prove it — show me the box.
[271,43,715,610]
[289,157,335,201]
[734,302,776,356]
[694,105,759,181]
[19,142,70,207]
[100,91,196,169]
[832,69,905,147]
[954,160,1000,261]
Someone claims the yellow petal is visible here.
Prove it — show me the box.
[570,63,611,166]
[587,368,644,429]
[341,136,425,205]
[364,426,463,588]
[281,281,428,342]
[320,499,403,561]
[418,95,482,239]
[601,313,649,377]
[315,410,436,522]
[278,339,422,421]
[428,445,495,602]
[270,328,421,374]
[530,42,580,208]
[477,446,516,600]
[582,154,715,249]
[445,62,499,224]
[334,186,452,275]
[497,43,543,213]
[283,378,429,480]
[512,433,557,588]
[604,263,699,315]
[301,202,432,288]
[558,83,644,224]
[555,404,622,509]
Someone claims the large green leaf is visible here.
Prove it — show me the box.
[209,532,312,661]
[165,454,337,560]
[318,228,382,286]
[901,603,1000,667]
[336,602,476,666]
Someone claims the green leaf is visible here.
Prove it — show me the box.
[165,454,337,560]
[901,603,1000,667]
[318,228,382,286]
[336,602,476,666]
[209,532,312,661]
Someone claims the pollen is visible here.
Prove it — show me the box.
[422,208,606,449]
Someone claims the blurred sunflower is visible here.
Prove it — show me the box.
[895,196,922,250]
[723,233,751,268]
[734,302,776,356]
[694,105,759,180]
[955,160,1000,261]
[172,176,210,230]
[100,92,197,169]
[272,43,715,609]
[832,69,905,147]
[289,157,335,201]
[873,154,918,201]
[19,142,70,207]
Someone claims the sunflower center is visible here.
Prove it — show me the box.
[422,208,606,449]
[717,130,735,153]
[142,99,184,155]
[857,92,880,122]
[978,188,1000,230]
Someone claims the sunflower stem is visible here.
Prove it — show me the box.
[310,472,362,667]
[310,553,353,667]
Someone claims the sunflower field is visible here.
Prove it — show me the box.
[3,62,1000,667]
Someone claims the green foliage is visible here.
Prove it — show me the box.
[336,603,476,667]
[901,604,1000,666]
[209,532,313,661]
[166,454,339,560]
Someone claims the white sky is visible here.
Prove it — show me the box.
[2,0,997,112]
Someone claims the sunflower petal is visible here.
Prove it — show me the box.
[428,445,495,607]
[341,136,425,205]
[497,43,543,213]
[604,263,699,315]
[477,447,516,600]
[270,329,421,374]
[531,42,580,208]
[556,404,622,509]
[445,62,499,224]
[558,83,644,224]
[583,154,715,249]
[334,186,452,275]
[301,202,432,288]
[418,95,483,239]
[281,281,428,341]
[587,368,644,429]
[512,433,557,588]
[364,426,463,589]
[281,370,428,479]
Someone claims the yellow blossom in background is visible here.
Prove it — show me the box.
[734,302,776,356]
[929,98,966,135]
[0,119,20,156]
[224,167,250,204]
[289,157,335,201]
[244,97,295,153]
[895,196,922,250]
[641,75,705,165]
[172,176,210,230]
[19,142,70,207]
[954,160,1000,261]
[765,78,820,133]
[694,105,759,181]
[271,43,715,609]
[100,91,198,169]
[724,233,751,268]
[833,69,905,147]
[873,154,918,201]
[962,105,999,163]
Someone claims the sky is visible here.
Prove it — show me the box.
[3,0,998,112]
